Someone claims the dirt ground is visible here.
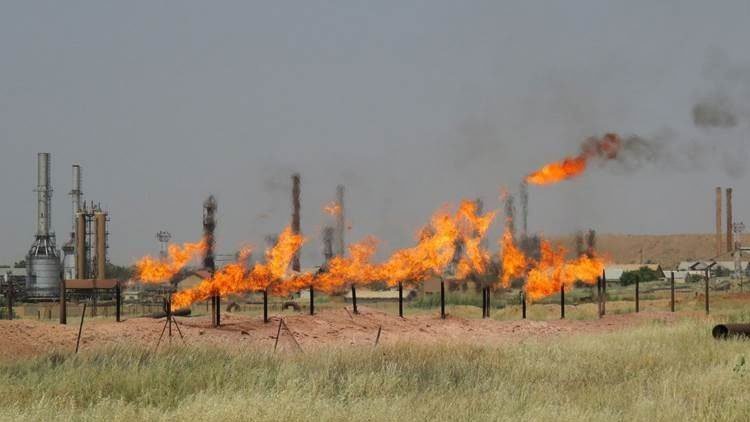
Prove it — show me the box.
[0,306,684,360]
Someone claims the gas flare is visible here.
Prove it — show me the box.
[524,241,605,301]
[136,239,207,283]
[316,236,380,293]
[171,227,304,309]
[324,201,342,216]
[526,133,621,185]
[455,200,496,278]
[499,229,527,287]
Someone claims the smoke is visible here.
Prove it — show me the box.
[693,96,738,128]
[694,49,750,129]
[581,130,746,179]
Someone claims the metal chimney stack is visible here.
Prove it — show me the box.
[727,188,734,252]
[716,187,723,256]
[27,153,61,297]
[36,153,52,236]
[291,173,301,272]
[335,184,345,257]
[71,165,82,233]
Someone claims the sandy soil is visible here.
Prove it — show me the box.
[0,306,682,360]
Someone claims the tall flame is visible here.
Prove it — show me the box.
[136,239,207,283]
[170,227,304,309]
[526,133,622,185]
[499,229,527,287]
[524,241,605,300]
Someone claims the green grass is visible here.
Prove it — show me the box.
[1,318,749,421]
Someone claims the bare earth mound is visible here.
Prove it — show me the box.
[552,233,716,267]
[0,307,681,360]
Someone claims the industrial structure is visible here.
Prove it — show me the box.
[22,154,110,299]
[25,153,61,298]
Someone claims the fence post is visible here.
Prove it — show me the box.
[670,271,675,312]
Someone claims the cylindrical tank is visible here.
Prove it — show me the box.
[76,212,87,279]
[95,211,107,280]
[27,255,61,297]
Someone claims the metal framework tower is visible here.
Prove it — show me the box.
[156,231,172,260]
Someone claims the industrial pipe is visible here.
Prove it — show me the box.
[115,281,121,322]
[485,287,490,318]
[560,285,565,319]
[705,269,710,315]
[521,291,526,319]
[59,278,66,325]
[482,287,487,318]
[440,279,446,319]
[398,282,403,318]
[635,276,640,313]
[351,285,358,314]
[670,271,675,312]
[712,324,750,339]
[309,286,315,315]
[263,289,269,323]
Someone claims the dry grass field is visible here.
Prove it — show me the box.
[1,291,749,421]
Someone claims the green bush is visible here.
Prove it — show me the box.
[620,266,660,285]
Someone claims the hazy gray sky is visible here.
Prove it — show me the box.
[2,1,750,266]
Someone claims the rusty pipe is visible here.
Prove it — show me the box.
[712,324,750,339]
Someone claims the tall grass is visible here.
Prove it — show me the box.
[410,291,506,309]
[1,319,749,421]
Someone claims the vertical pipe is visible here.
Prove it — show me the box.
[203,195,217,327]
[215,294,221,326]
[7,278,13,320]
[291,173,301,272]
[59,278,66,324]
[440,279,446,319]
[115,281,121,322]
[482,287,487,318]
[36,153,51,236]
[716,187,723,256]
[486,287,491,318]
[263,289,268,323]
[521,291,526,319]
[727,188,734,253]
[705,269,710,315]
[71,164,82,234]
[94,212,107,280]
[398,282,403,318]
[520,181,528,238]
[602,269,607,316]
[75,212,87,279]
[351,285,358,314]
[596,276,602,318]
[635,276,640,313]
[670,271,675,312]
[560,285,565,319]
[335,185,345,257]
[309,286,315,315]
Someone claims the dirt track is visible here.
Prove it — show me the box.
[0,307,681,360]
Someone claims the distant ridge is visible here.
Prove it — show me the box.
[550,233,716,269]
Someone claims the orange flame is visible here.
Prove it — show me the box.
[324,201,342,216]
[499,229,527,287]
[524,241,605,301]
[136,239,207,283]
[316,236,380,294]
[526,133,622,185]
[171,228,304,309]
[455,200,496,278]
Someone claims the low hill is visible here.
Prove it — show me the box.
[550,233,719,269]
